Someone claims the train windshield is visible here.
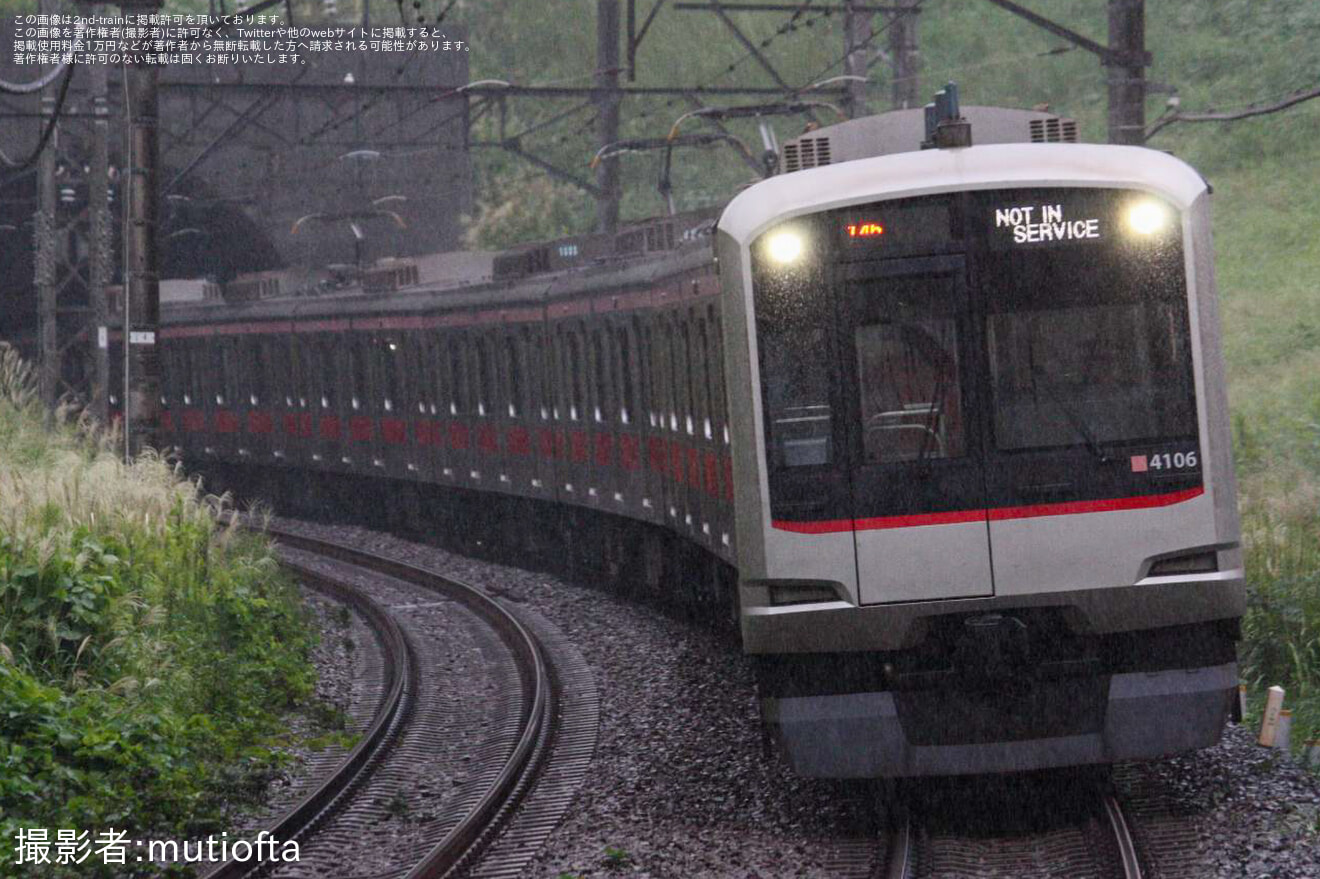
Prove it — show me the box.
[977,188,1196,453]
[752,187,1198,529]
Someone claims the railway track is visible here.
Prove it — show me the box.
[879,786,1150,879]
[210,528,599,879]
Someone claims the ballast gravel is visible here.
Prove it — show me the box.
[269,517,1320,878]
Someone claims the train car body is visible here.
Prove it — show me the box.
[718,110,1244,776]
[146,104,1244,779]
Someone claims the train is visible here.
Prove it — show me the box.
[119,96,1245,778]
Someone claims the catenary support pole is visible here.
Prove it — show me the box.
[889,0,920,109]
[35,0,60,411]
[1106,0,1145,144]
[596,0,622,233]
[89,54,111,426]
[843,0,873,118]
[123,40,162,456]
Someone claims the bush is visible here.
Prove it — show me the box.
[0,344,314,876]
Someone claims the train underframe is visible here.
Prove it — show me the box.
[204,461,742,626]
[753,610,1239,777]
[206,461,1239,780]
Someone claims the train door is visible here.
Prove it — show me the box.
[837,254,994,604]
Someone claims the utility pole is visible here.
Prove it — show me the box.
[888,0,920,109]
[843,0,872,118]
[122,6,164,456]
[1106,0,1145,144]
[35,0,59,410]
[595,0,622,233]
[983,0,1150,145]
[89,56,111,426]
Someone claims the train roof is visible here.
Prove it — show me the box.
[719,142,1209,245]
[161,214,719,327]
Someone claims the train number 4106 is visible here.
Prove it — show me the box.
[1136,451,1198,472]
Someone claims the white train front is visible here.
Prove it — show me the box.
[717,107,1245,776]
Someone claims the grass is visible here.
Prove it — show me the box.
[1238,470,1320,750]
[0,344,316,876]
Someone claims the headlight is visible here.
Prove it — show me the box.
[1126,200,1170,236]
[764,230,805,264]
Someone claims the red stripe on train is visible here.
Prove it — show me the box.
[214,410,240,434]
[507,426,532,456]
[569,429,589,464]
[594,433,613,467]
[350,416,374,442]
[771,488,1206,534]
[620,435,641,471]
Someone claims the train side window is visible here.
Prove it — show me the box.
[650,321,669,430]
[403,333,422,414]
[668,320,686,433]
[319,339,337,408]
[197,342,209,407]
[193,344,203,405]
[530,331,547,419]
[447,336,460,414]
[229,341,243,406]
[248,337,265,407]
[696,317,712,440]
[542,330,555,420]
[591,328,610,423]
[380,336,401,413]
[505,333,524,418]
[293,337,310,408]
[472,335,486,416]
[262,339,280,407]
[707,305,729,444]
[616,326,635,425]
[157,345,173,407]
[177,346,190,407]
[429,334,446,416]
[567,329,584,421]
[635,319,653,428]
[215,342,231,406]
[348,339,367,411]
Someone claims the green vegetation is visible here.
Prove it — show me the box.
[0,345,315,876]
[602,845,632,869]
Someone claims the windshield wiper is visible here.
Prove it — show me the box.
[1033,374,1111,463]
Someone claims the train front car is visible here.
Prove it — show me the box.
[718,116,1245,777]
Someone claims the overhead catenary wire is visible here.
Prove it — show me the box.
[0,62,70,95]
[793,0,920,92]
[0,64,76,188]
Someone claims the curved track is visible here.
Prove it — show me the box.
[210,527,594,879]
